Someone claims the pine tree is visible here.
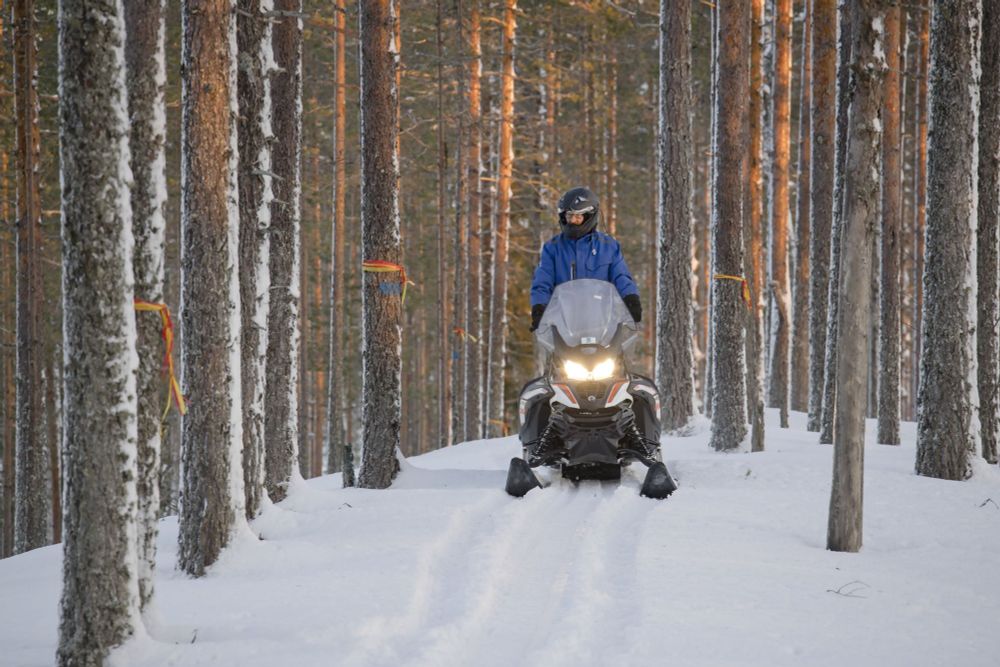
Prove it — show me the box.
[238,0,274,515]
[791,0,812,414]
[877,1,902,446]
[767,0,792,428]
[124,0,168,610]
[178,0,246,575]
[465,0,484,442]
[709,0,749,452]
[326,0,349,476]
[358,0,403,489]
[266,0,304,502]
[56,0,142,661]
[916,0,982,481]
[485,0,517,439]
[977,0,999,465]
[828,0,885,554]
[13,0,47,555]
[656,0,695,432]
[807,0,837,433]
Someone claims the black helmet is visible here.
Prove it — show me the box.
[557,186,600,239]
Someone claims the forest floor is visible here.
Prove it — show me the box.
[2,409,999,666]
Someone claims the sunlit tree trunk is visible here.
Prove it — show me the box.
[828,0,885,554]
[56,0,142,661]
[877,2,902,446]
[326,0,348,476]
[465,0,484,442]
[436,0,452,448]
[916,0,982,481]
[13,0,47,556]
[486,0,517,439]
[710,0,749,452]
[178,0,246,576]
[767,0,792,428]
[791,0,812,414]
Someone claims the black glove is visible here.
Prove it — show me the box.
[530,304,547,332]
[624,294,642,323]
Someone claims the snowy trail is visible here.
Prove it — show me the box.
[3,412,1000,667]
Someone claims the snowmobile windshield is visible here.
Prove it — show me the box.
[535,279,638,353]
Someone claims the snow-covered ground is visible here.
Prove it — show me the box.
[3,409,999,667]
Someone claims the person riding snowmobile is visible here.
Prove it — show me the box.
[530,186,642,332]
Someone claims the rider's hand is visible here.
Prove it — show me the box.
[624,294,642,323]
[530,304,547,332]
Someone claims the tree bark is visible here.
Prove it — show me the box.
[125,0,168,608]
[358,0,402,488]
[179,0,246,576]
[807,0,837,432]
[486,0,517,439]
[791,0,812,414]
[57,0,142,660]
[746,0,766,451]
[828,0,885,554]
[13,0,47,555]
[237,0,274,516]
[912,1,929,423]
[266,0,304,502]
[978,0,1000,465]
[877,2,902,446]
[656,0,695,432]
[819,0,855,444]
[436,0,452,448]
[464,0,483,442]
[767,0,792,428]
[326,0,348,475]
[709,0,749,452]
[916,0,982,481]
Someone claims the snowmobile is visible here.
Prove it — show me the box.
[505,279,678,499]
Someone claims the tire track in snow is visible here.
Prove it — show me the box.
[523,479,658,667]
[343,492,503,667]
[409,480,623,667]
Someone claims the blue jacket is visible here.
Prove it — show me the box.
[530,230,639,307]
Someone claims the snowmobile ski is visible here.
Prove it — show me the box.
[505,457,542,497]
[639,461,677,499]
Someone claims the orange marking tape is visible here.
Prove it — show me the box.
[713,273,752,309]
[362,259,411,303]
[134,300,188,419]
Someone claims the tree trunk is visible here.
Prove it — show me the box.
[605,48,618,236]
[877,2,902,446]
[978,0,1000,465]
[266,0,303,501]
[656,0,695,432]
[56,0,142,661]
[179,0,246,576]
[791,0,812,414]
[125,0,167,607]
[767,0,792,428]
[709,0,749,452]
[13,0,47,555]
[828,0,885,554]
[326,0,348,475]
[358,0,402,488]
[436,0,452,449]
[237,0,274,515]
[807,0,836,432]
[465,0,483,442]
[912,1,929,423]
[746,0,766,450]
[916,0,982,481]
[486,0,517,439]
[819,0,855,445]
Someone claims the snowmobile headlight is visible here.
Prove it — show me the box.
[563,360,590,380]
[562,358,616,381]
[591,358,616,380]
